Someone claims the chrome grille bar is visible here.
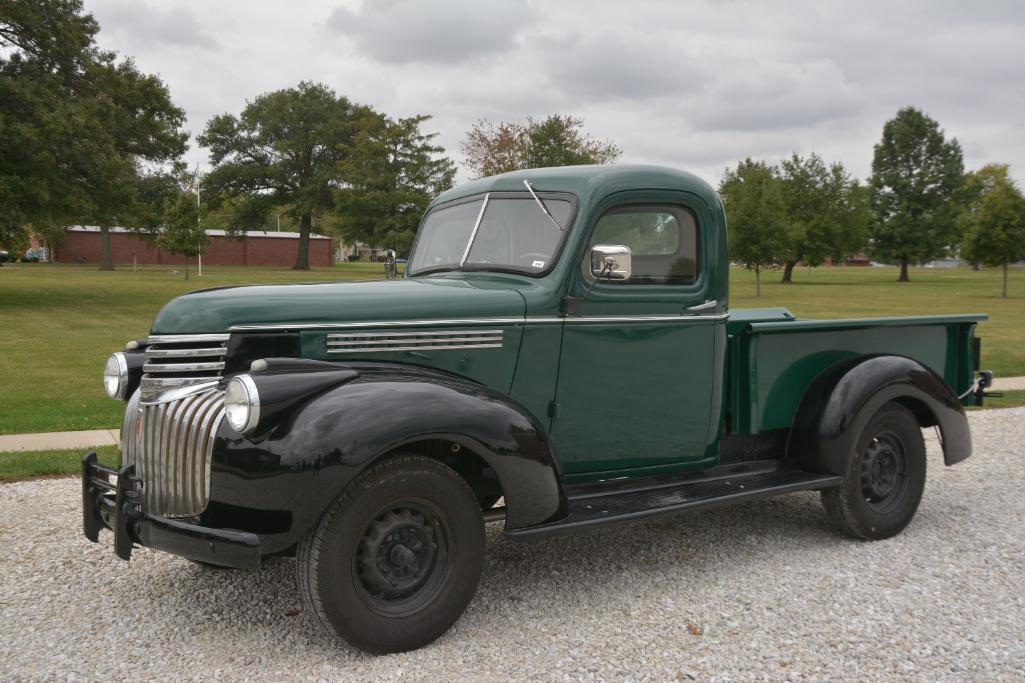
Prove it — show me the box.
[148,334,231,344]
[146,347,228,358]
[121,387,224,518]
[141,334,230,403]
[143,361,226,373]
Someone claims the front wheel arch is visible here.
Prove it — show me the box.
[376,437,506,511]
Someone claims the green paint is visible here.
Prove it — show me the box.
[140,165,986,479]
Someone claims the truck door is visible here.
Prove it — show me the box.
[551,193,723,477]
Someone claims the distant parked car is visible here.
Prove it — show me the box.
[20,249,41,263]
[0,250,9,263]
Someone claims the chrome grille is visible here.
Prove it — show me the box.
[142,334,229,401]
[121,387,224,517]
[326,329,504,354]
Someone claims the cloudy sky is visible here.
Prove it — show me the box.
[84,0,1025,187]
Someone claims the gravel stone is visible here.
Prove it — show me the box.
[2,408,1024,681]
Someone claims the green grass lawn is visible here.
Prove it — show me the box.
[0,445,120,482]
[1,261,1023,435]
[968,388,1025,410]
[729,265,1025,377]
[0,261,387,434]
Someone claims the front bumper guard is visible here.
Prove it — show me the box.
[81,452,261,568]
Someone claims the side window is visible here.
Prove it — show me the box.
[588,205,699,285]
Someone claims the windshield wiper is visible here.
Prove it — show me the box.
[523,179,564,231]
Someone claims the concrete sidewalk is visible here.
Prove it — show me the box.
[993,376,1025,391]
[0,429,119,453]
[1,376,1024,453]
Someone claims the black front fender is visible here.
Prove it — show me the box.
[788,355,971,475]
[205,366,565,555]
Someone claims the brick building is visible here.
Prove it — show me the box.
[55,226,334,267]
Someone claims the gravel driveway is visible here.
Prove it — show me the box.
[2,408,1024,681]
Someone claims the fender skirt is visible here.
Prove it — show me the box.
[788,355,971,476]
[207,367,565,555]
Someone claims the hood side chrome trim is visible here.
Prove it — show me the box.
[229,313,729,331]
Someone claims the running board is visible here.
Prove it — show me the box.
[505,465,840,541]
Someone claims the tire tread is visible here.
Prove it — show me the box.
[296,454,482,652]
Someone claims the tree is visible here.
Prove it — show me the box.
[778,153,869,282]
[0,0,188,270]
[460,120,524,178]
[720,159,788,297]
[158,191,208,280]
[460,115,621,179]
[959,164,1025,298]
[199,82,372,270]
[868,107,964,282]
[336,114,456,256]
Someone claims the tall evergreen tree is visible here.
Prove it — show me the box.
[868,107,964,282]
[199,82,372,270]
[720,159,788,297]
[336,114,455,256]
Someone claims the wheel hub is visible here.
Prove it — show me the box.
[860,436,903,502]
[356,509,438,601]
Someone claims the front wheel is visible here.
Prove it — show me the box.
[822,402,927,540]
[297,455,485,654]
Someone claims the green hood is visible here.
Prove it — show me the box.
[150,277,526,334]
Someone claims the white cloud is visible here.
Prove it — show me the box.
[87,0,218,50]
[326,0,536,64]
[81,0,1025,187]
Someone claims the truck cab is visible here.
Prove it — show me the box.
[84,164,987,654]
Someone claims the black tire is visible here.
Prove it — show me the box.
[297,454,485,654]
[822,402,927,540]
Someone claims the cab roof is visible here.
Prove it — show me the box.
[431,164,721,211]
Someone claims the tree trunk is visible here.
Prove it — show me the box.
[185,255,190,281]
[781,260,797,284]
[898,256,909,282]
[99,226,114,271]
[755,266,761,298]
[1002,262,1008,298]
[972,261,981,272]
[292,213,312,270]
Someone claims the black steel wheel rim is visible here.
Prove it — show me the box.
[352,499,452,616]
[859,431,908,512]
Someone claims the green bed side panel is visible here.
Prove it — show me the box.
[727,314,985,434]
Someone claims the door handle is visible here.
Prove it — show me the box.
[685,299,718,313]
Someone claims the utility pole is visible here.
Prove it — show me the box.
[194,165,204,277]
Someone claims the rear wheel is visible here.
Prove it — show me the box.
[297,455,485,654]
[822,402,927,540]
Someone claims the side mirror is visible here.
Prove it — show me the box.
[590,245,632,280]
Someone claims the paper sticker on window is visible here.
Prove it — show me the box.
[532,260,546,268]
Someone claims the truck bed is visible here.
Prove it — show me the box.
[724,308,987,435]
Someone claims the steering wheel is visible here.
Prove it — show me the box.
[516,252,549,269]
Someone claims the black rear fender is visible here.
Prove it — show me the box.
[209,368,565,554]
[788,355,971,475]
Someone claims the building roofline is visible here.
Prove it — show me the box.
[65,226,331,240]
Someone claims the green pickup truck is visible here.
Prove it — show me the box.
[85,164,989,654]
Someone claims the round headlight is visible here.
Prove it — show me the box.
[225,375,260,434]
[103,352,128,399]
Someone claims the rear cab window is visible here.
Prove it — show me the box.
[587,205,699,284]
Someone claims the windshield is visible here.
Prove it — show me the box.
[408,194,573,276]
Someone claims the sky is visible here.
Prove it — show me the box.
[84,0,1025,187]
